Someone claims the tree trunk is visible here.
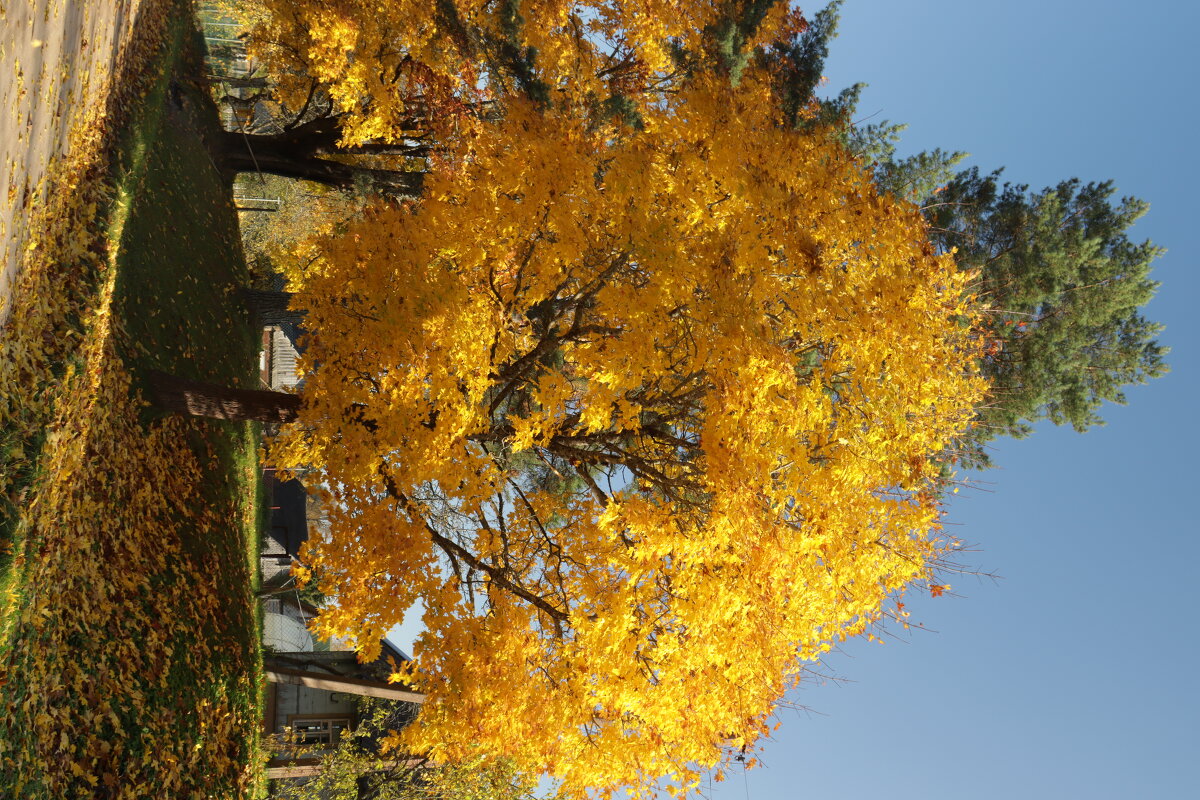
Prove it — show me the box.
[214,117,426,198]
[148,370,300,423]
[240,288,305,327]
[219,145,425,197]
[219,114,427,158]
[218,115,342,159]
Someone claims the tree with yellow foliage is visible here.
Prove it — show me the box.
[258,83,982,800]
[239,0,796,139]
[215,0,805,194]
[157,3,986,796]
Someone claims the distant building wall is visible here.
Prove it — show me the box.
[273,683,359,727]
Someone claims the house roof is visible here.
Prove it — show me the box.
[265,638,410,680]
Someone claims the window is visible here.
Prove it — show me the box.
[289,716,353,746]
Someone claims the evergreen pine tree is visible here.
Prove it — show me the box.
[787,2,1168,465]
[927,170,1168,456]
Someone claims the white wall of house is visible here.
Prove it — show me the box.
[274,683,359,726]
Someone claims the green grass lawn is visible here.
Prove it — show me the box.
[0,3,266,796]
[111,22,265,611]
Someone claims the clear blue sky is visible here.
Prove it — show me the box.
[390,2,1199,797]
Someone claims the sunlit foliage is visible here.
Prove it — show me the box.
[272,61,985,796]
[272,700,537,800]
[238,0,805,145]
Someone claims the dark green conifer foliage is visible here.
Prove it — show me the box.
[705,0,783,82]
[763,0,863,129]
[927,170,1168,451]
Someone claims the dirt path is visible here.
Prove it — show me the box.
[0,0,139,323]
